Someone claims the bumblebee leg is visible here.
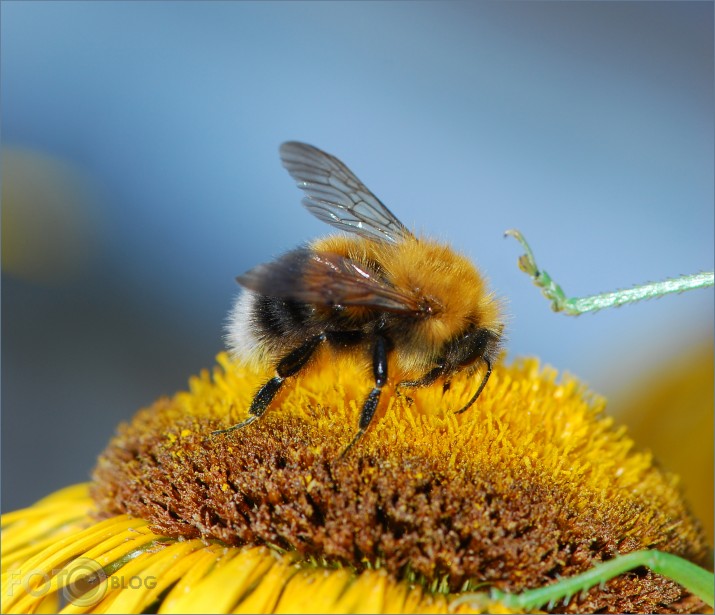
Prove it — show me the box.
[397,363,445,389]
[454,358,492,415]
[341,335,389,457]
[212,334,325,435]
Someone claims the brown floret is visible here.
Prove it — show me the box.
[91,356,710,613]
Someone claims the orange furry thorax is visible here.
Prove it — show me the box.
[311,234,504,357]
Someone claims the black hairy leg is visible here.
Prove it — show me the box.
[212,334,325,436]
[341,335,389,457]
[397,363,445,389]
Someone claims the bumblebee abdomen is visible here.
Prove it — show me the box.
[254,294,314,338]
[226,289,318,365]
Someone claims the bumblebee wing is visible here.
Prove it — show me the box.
[237,249,423,313]
[280,141,413,244]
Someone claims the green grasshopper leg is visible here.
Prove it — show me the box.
[451,549,714,611]
[505,229,714,316]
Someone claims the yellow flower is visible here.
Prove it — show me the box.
[614,339,714,545]
[2,354,710,613]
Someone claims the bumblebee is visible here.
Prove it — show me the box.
[216,142,504,454]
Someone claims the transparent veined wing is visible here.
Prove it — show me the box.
[237,248,425,314]
[279,141,413,244]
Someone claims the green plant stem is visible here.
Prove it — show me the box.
[505,229,714,316]
[451,550,714,611]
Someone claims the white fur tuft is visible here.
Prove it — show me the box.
[225,290,267,366]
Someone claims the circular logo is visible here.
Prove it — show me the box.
[61,557,108,607]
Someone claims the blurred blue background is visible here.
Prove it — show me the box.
[2,2,713,511]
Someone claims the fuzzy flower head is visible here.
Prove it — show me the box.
[2,353,709,613]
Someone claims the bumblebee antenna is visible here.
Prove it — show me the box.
[454,359,492,415]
